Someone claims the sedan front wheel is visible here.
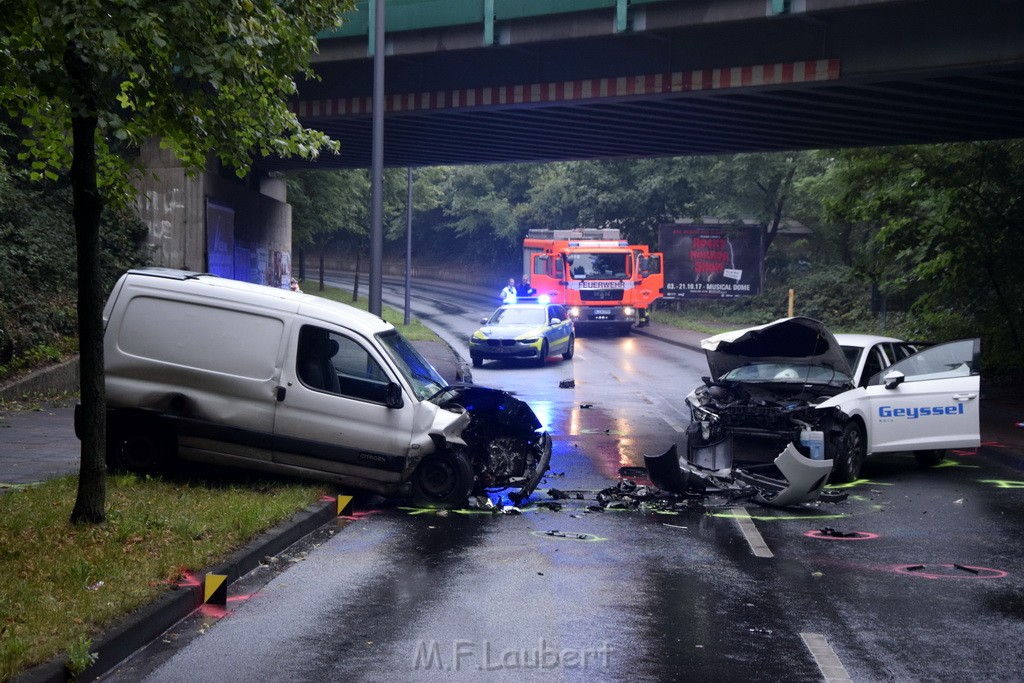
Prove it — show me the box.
[831,421,866,483]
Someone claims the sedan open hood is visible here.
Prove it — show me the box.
[701,317,853,380]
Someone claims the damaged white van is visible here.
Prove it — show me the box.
[94,269,551,507]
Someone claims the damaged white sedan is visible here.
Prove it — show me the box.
[646,317,980,506]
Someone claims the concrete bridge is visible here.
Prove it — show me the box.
[263,0,1024,169]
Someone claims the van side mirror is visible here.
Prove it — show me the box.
[883,370,905,390]
[386,382,405,409]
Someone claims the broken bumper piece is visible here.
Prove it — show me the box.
[508,431,552,505]
[643,439,835,508]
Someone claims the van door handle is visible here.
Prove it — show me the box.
[276,386,287,402]
[952,393,977,401]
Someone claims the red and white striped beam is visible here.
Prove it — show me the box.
[292,58,840,118]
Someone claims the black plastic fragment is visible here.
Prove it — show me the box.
[819,527,860,538]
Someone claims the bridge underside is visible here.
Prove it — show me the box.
[256,0,1024,170]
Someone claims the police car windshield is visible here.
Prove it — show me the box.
[377,330,446,400]
[489,307,546,326]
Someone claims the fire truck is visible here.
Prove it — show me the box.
[522,228,664,335]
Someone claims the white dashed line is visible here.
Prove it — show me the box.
[801,633,854,682]
[733,507,773,558]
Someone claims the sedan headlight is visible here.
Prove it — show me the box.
[519,338,540,344]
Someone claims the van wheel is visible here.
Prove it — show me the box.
[411,449,474,508]
[108,419,174,474]
[831,421,866,483]
[913,449,946,467]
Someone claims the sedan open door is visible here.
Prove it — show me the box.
[819,338,981,455]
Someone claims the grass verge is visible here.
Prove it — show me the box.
[306,284,440,342]
[0,473,325,680]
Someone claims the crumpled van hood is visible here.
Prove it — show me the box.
[701,316,853,380]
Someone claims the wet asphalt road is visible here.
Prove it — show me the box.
[104,278,1024,682]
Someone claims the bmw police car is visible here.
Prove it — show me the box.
[469,300,575,368]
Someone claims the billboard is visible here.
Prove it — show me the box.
[659,222,764,298]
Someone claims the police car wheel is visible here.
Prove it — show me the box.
[472,356,483,368]
[832,421,866,483]
[562,335,575,360]
[534,341,548,367]
[913,449,946,467]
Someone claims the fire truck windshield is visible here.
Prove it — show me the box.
[566,253,629,279]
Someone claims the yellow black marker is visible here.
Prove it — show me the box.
[204,573,227,606]
[336,495,354,516]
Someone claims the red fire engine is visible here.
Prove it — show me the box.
[523,228,663,334]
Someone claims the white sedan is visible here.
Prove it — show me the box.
[683,319,981,484]
[820,336,980,477]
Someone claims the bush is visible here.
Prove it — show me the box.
[655,263,909,336]
[0,169,149,378]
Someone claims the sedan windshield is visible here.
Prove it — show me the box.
[722,363,851,385]
[489,307,546,326]
[377,329,446,400]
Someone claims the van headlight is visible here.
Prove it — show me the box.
[569,307,581,317]
[623,306,634,316]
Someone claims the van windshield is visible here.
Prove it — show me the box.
[377,330,446,400]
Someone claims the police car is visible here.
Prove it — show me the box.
[469,300,575,368]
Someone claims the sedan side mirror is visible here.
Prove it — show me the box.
[549,317,561,325]
[883,370,905,390]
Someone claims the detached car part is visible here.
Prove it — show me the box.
[643,435,833,508]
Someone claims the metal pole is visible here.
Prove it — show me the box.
[404,167,412,325]
[368,0,385,316]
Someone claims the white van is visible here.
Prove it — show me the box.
[97,269,551,507]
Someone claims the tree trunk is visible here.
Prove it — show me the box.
[763,165,797,257]
[65,43,107,524]
[352,251,360,302]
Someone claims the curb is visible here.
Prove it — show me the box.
[630,325,702,353]
[0,358,79,403]
[15,500,338,683]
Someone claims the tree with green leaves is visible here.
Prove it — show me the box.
[286,169,370,291]
[0,0,353,523]
[814,141,1024,372]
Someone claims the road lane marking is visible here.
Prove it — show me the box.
[661,414,689,435]
[801,633,853,682]
[734,507,773,558]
